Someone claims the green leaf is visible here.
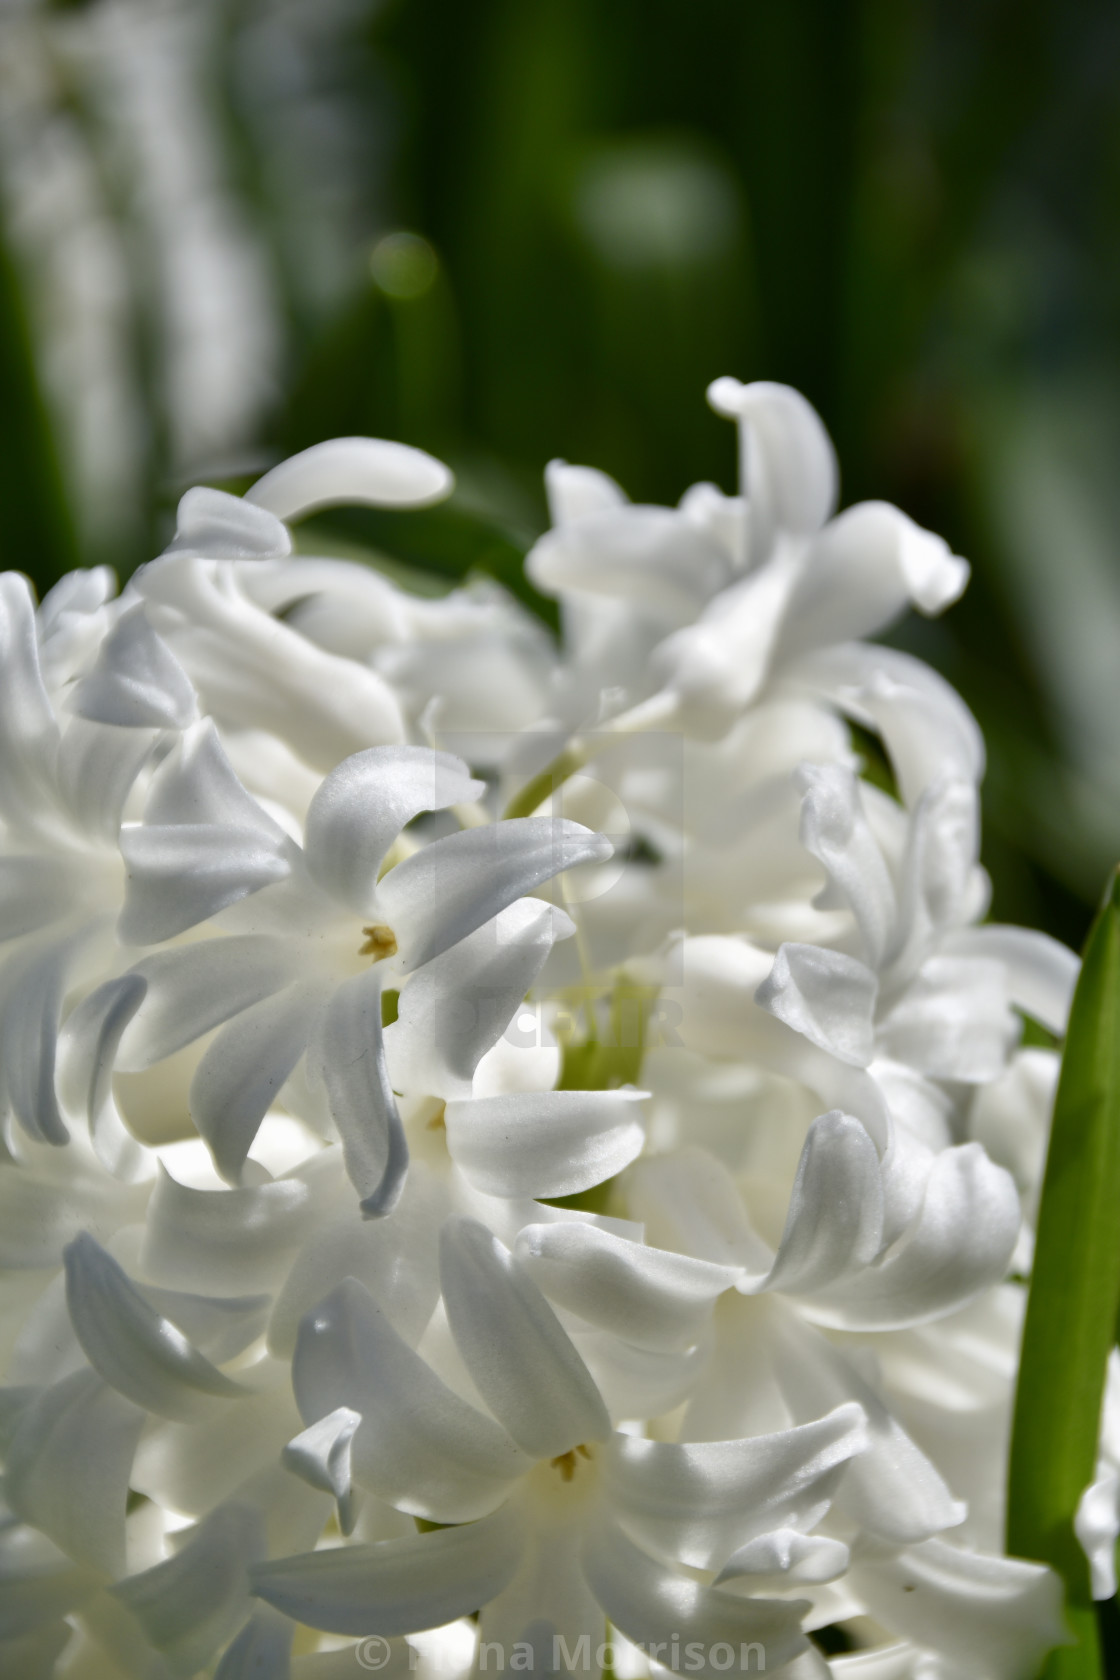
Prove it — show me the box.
[0,221,79,585]
[1007,867,1120,1678]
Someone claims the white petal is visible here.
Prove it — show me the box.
[651,552,801,728]
[239,554,412,636]
[582,1517,810,1678]
[292,1277,527,1522]
[746,1112,884,1296]
[386,898,573,1099]
[778,502,968,662]
[64,1232,244,1418]
[57,974,148,1178]
[526,507,732,622]
[139,1285,271,1365]
[663,937,898,1155]
[968,1047,1056,1210]
[190,983,317,1183]
[119,822,292,945]
[876,957,1018,1083]
[787,643,985,808]
[807,1143,1019,1330]
[119,722,291,943]
[74,604,198,730]
[1075,1464,1120,1600]
[304,745,484,913]
[478,1517,604,1679]
[6,1369,144,1575]
[283,1406,362,1534]
[769,1313,965,1543]
[545,459,628,524]
[605,1403,866,1568]
[793,763,897,968]
[164,486,292,557]
[0,938,73,1146]
[889,778,980,975]
[215,1608,295,1679]
[379,818,612,971]
[313,969,408,1217]
[0,1531,98,1642]
[514,1222,739,1352]
[756,944,878,1067]
[0,1157,145,1271]
[663,935,792,1062]
[826,1647,915,1680]
[38,562,114,629]
[55,716,159,840]
[246,437,454,517]
[944,923,1079,1036]
[143,718,287,836]
[112,1501,265,1672]
[131,1379,308,1520]
[679,481,749,569]
[440,1218,610,1458]
[707,378,837,542]
[117,935,305,1071]
[444,1088,647,1199]
[266,1159,448,1357]
[250,1508,522,1636]
[716,1529,850,1588]
[576,1327,713,1422]
[0,856,73,943]
[847,1539,1066,1680]
[624,1148,765,1270]
[137,553,407,768]
[141,1165,314,1295]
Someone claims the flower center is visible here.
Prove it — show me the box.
[550,1444,594,1482]
[359,924,398,962]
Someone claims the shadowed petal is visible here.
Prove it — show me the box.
[64,1233,244,1418]
[440,1218,610,1459]
[251,1509,522,1637]
[378,817,612,972]
[304,745,484,914]
[444,1088,647,1199]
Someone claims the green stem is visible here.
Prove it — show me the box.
[1039,1607,1101,1680]
[502,744,588,819]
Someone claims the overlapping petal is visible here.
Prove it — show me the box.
[444,1088,647,1199]
[377,817,613,971]
[439,1218,611,1459]
[250,1510,523,1637]
[292,1277,527,1521]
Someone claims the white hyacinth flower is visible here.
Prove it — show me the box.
[0,383,1080,1680]
[255,1220,868,1679]
[113,728,610,1207]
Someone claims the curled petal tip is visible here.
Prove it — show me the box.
[245,437,454,520]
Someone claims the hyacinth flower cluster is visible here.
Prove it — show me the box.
[0,381,1095,1680]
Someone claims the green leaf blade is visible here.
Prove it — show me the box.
[1008,867,1120,1675]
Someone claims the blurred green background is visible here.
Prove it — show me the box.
[2,0,1119,950]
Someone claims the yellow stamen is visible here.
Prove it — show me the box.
[427,1103,447,1132]
[359,924,398,962]
[550,1444,594,1481]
